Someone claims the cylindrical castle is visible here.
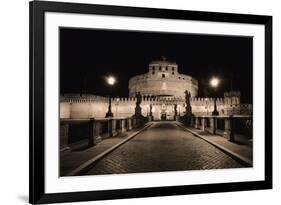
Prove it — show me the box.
[128,58,198,98]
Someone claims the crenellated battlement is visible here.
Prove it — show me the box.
[60,93,240,107]
[60,94,108,103]
[60,91,247,120]
[190,97,227,105]
[111,97,136,102]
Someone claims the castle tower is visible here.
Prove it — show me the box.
[128,57,198,98]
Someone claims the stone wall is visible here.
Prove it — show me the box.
[60,93,250,120]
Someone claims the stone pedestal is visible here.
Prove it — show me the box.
[224,117,235,142]
[60,123,70,151]
[127,118,132,130]
[195,117,199,129]
[174,115,180,121]
[183,110,194,127]
[120,119,126,133]
[88,119,102,147]
[108,119,117,137]
[132,117,137,127]
[112,119,117,136]
[132,115,145,128]
[200,117,205,131]
[210,117,217,134]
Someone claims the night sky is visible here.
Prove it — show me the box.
[60,28,253,103]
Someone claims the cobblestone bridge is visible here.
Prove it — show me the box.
[85,121,244,175]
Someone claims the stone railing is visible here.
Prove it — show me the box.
[179,115,252,144]
[60,116,144,152]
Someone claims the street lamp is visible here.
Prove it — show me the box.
[205,98,209,115]
[209,77,220,116]
[105,76,116,118]
[210,77,220,88]
[107,76,116,85]
[115,97,120,117]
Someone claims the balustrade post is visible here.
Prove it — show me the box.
[210,117,217,134]
[108,119,117,137]
[195,117,199,129]
[133,117,137,128]
[108,119,113,137]
[223,116,235,141]
[88,119,94,146]
[88,118,102,146]
[60,122,70,151]
[201,117,205,131]
[120,119,126,133]
[127,118,132,130]
[110,119,117,137]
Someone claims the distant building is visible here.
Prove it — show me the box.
[60,58,252,120]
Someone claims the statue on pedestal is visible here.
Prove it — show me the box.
[134,92,143,117]
[185,90,192,116]
[174,104,178,120]
[133,92,145,127]
[184,90,194,126]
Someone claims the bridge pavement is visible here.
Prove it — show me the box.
[85,121,244,175]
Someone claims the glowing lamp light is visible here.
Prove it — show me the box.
[210,77,220,88]
[106,76,116,85]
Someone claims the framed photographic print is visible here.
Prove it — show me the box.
[29,0,272,204]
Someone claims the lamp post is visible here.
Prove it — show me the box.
[105,76,116,118]
[115,97,120,118]
[210,77,220,116]
[205,98,209,115]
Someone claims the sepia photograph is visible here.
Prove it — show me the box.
[29,1,272,204]
[59,28,253,176]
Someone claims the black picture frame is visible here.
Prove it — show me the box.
[29,1,272,204]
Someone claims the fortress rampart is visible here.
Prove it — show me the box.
[60,59,251,120]
[60,92,250,120]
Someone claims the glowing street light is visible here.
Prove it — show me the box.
[210,77,220,88]
[107,76,116,86]
[205,98,209,115]
[105,75,116,118]
[209,77,220,116]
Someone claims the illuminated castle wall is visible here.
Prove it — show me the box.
[60,59,251,120]
[60,92,250,121]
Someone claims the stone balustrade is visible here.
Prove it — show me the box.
[179,115,252,143]
[60,117,141,152]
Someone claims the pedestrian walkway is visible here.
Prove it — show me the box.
[177,124,253,166]
[60,124,151,176]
